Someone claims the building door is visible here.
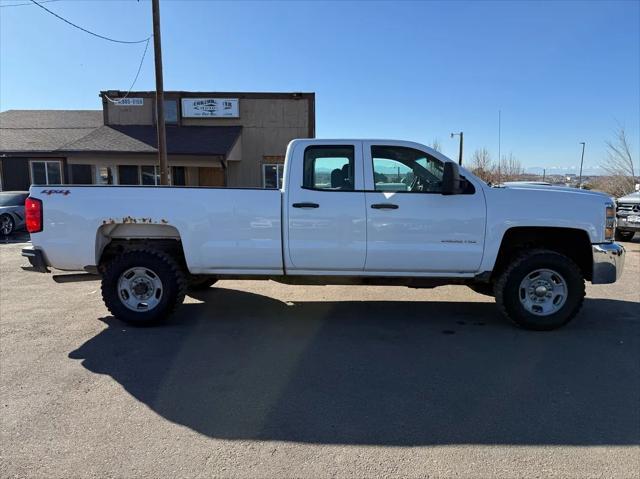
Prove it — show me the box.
[198,167,225,187]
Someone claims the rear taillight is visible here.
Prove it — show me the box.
[25,197,43,233]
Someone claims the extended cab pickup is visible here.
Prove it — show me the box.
[22,139,625,330]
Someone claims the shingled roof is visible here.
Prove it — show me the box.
[0,110,102,153]
[61,125,242,156]
[0,110,242,156]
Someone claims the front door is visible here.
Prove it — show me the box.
[363,142,486,273]
[286,142,367,271]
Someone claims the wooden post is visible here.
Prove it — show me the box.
[152,0,169,185]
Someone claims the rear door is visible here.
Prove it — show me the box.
[363,142,486,273]
[285,141,367,272]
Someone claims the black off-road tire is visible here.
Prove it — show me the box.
[187,277,218,291]
[101,249,186,325]
[494,249,585,331]
[467,282,495,297]
[614,229,635,242]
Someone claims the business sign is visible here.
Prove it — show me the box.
[181,98,239,118]
[113,98,144,106]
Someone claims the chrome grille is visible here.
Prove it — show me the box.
[617,203,640,213]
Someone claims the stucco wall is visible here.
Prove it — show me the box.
[101,93,313,188]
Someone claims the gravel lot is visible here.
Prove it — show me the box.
[1,236,639,478]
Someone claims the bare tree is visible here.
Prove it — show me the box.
[600,126,637,197]
[470,148,496,183]
[499,152,523,182]
[430,138,442,152]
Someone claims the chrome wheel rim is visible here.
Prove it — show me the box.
[117,267,163,312]
[519,268,567,316]
[0,216,12,235]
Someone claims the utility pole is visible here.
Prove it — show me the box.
[152,0,169,185]
[497,109,501,184]
[578,142,586,189]
[450,131,463,165]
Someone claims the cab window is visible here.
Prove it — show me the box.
[371,145,444,193]
[303,146,354,191]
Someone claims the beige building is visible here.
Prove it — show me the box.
[0,91,315,190]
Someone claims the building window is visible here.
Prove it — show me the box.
[164,100,178,124]
[263,164,284,189]
[95,166,117,185]
[30,160,62,185]
[141,165,159,185]
[172,166,186,186]
[70,164,93,184]
[118,165,140,185]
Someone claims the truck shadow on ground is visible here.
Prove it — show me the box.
[69,288,640,446]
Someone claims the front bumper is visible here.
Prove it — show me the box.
[21,246,50,273]
[592,242,625,284]
[616,216,640,232]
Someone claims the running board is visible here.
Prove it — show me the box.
[52,273,100,283]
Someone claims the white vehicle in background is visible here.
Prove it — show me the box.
[22,139,625,330]
[615,191,640,241]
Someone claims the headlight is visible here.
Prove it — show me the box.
[605,203,615,241]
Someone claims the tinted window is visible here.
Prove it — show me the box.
[31,162,47,185]
[164,100,178,124]
[70,164,93,184]
[119,165,139,185]
[47,162,61,184]
[303,146,354,190]
[372,146,444,193]
[141,166,158,185]
[172,166,186,186]
[0,193,28,207]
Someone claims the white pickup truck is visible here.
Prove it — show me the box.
[22,139,625,330]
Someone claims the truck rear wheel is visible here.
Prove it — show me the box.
[494,249,585,331]
[101,249,186,325]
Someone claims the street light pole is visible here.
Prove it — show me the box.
[578,142,586,189]
[152,0,169,185]
[450,131,463,165]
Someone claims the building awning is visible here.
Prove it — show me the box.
[59,125,242,157]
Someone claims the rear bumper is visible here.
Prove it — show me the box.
[592,242,625,284]
[21,247,49,273]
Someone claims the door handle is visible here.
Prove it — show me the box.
[371,203,399,209]
[292,202,320,208]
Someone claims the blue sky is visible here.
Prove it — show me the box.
[1,0,638,174]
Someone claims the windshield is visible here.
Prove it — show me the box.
[0,193,28,207]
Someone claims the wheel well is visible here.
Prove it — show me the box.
[493,227,592,281]
[98,238,187,273]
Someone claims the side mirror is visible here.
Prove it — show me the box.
[442,162,462,195]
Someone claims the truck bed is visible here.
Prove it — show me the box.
[29,186,283,274]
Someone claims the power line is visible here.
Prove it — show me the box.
[0,0,60,8]
[28,0,151,44]
[103,37,151,104]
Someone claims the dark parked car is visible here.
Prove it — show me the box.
[0,191,29,236]
[615,191,640,241]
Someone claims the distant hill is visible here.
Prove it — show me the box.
[524,166,604,176]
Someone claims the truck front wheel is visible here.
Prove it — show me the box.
[101,249,186,325]
[494,249,585,331]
